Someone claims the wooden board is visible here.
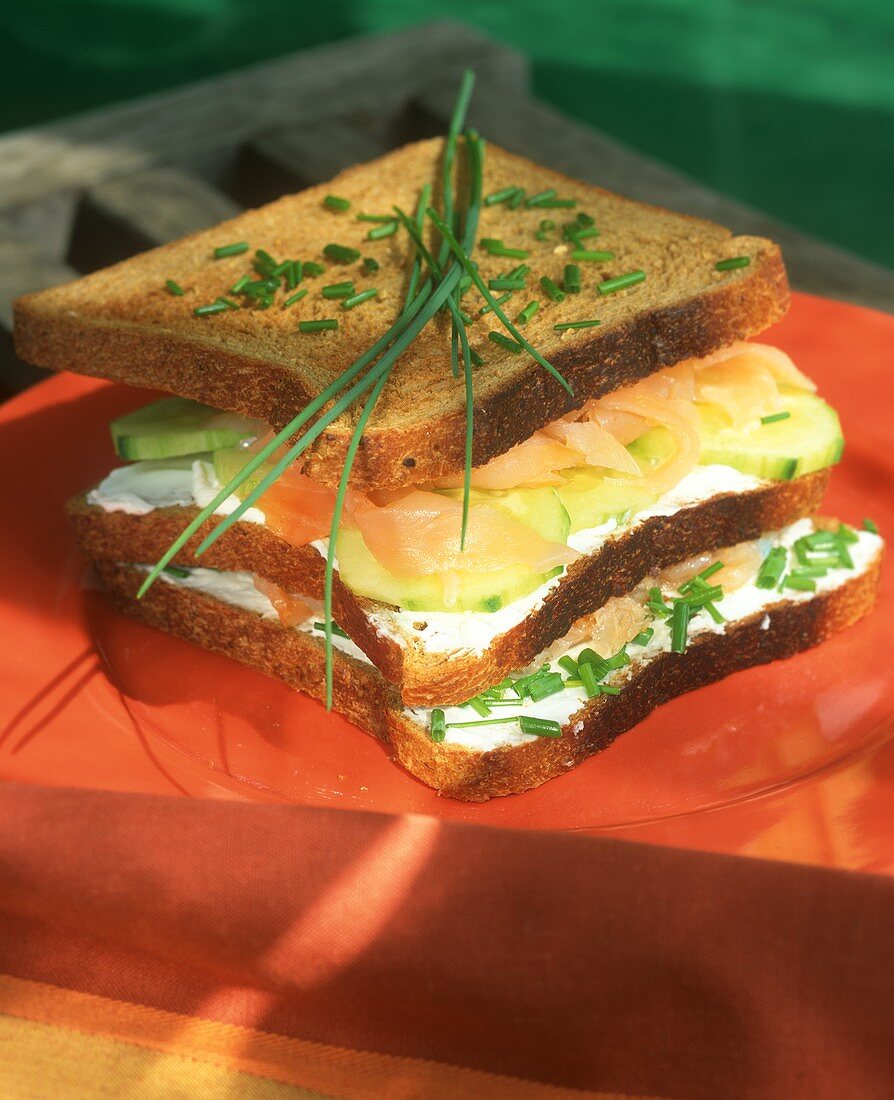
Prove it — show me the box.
[1,20,892,396]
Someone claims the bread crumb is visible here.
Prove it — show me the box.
[760,614,771,631]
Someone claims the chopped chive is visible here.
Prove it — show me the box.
[578,661,601,698]
[576,213,595,227]
[784,575,817,592]
[213,241,249,259]
[270,260,292,277]
[837,523,859,544]
[716,256,751,271]
[446,716,525,729]
[285,261,302,290]
[539,219,555,232]
[804,530,838,549]
[484,244,531,259]
[531,199,576,209]
[631,628,654,646]
[563,264,581,294]
[577,649,610,679]
[837,543,855,569]
[540,275,566,302]
[488,277,527,291]
[430,709,446,742]
[164,278,184,296]
[312,621,348,638]
[572,250,614,263]
[479,292,513,316]
[254,249,277,270]
[518,716,563,738]
[162,565,190,579]
[361,256,380,275]
[464,695,492,717]
[526,189,556,206]
[698,561,724,581]
[303,262,326,277]
[323,243,361,264]
[322,281,355,299]
[342,288,378,310]
[506,264,530,280]
[299,319,338,333]
[598,270,646,295]
[229,274,251,295]
[193,298,235,316]
[648,587,672,617]
[525,672,565,701]
[756,546,788,589]
[703,602,725,625]
[597,684,622,696]
[480,238,503,248]
[356,213,394,223]
[671,601,691,653]
[792,566,828,578]
[507,189,525,209]
[761,411,792,425]
[281,288,308,309]
[558,655,579,676]
[517,300,539,325]
[605,647,630,671]
[470,348,484,367]
[554,319,601,331]
[488,331,524,355]
[564,226,600,244]
[864,518,880,534]
[485,186,524,206]
[367,220,398,240]
[324,194,351,212]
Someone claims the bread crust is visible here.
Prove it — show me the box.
[13,139,789,490]
[93,550,881,801]
[69,467,830,705]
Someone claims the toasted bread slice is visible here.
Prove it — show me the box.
[69,467,830,706]
[91,533,882,800]
[15,139,787,489]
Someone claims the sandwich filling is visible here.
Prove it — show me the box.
[134,518,882,752]
[92,341,843,623]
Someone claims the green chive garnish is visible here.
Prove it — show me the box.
[324,243,361,264]
[558,655,579,677]
[526,189,556,206]
[517,300,539,325]
[784,575,816,592]
[489,277,527,291]
[479,292,513,316]
[430,709,446,743]
[631,628,654,646]
[164,279,184,296]
[485,186,524,206]
[756,546,787,589]
[324,195,351,212]
[465,695,492,717]
[284,261,302,290]
[518,716,563,738]
[356,213,394,223]
[312,621,348,638]
[554,319,601,331]
[483,244,530,259]
[322,281,355,299]
[671,601,691,653]
[578,661,601,698]
[563,264,581,294]
[838,523,859,544]
[163,565,190,579]
[213,241,249,259]
[598,270,646,295]
[362,257,380,275]
[229,274,251,295]
[367,221,398,240]
[303,262,326,277]
[864,518,880,534]
[572,250,614,263]
[539,219,555,232]
[299,319,338,333]
[540,276,565,302]
[761,411,791,425]
[716,256,751,271]
[342,288,378,310]
[193,297,237,316]
[488,331,524,355]
[281,289,308,309]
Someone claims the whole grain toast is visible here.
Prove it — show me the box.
[70,467,830,705]
[92,547,881,801]
[15,139,788,490]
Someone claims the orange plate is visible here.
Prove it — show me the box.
[2,291,893,872]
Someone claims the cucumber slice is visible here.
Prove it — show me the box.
[112,398,263,461]
[436,485,570,544]
[213,446,272,498]
[336,526,563,612]
[696,391,844,480]
[555,466,661,534]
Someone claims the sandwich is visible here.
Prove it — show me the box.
[14,73,882,800]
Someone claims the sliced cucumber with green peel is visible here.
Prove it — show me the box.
[213,446,272,499]
[555,466,661,534]
[436,485,570,544]
[336,526,563,613]
[696,391,843,480]
[111,398,264,461]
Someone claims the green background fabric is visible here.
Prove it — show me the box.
[2,1,892,269]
